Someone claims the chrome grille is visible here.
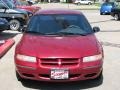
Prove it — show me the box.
[40,58,79,67]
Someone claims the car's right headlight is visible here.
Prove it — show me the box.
[16,54,36,62]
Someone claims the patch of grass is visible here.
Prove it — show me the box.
[37,2,48,4]
[93,2,101,7]
[75,7,100,10]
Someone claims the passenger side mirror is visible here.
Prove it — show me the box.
[93,27,100,33]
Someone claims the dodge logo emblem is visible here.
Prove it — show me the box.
[58,61,61,65]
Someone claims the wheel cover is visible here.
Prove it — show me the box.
[9,20,20,30]
[114,14,118,20]
[88,2,91,5]
[78,2,81,5]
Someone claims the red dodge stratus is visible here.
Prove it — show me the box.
[14,9,104,82]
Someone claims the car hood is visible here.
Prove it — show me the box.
[16,6,40,12]
[17,5,38,9]
[18,34,99,58]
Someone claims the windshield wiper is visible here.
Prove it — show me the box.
[45,32,87,36]
[25,31,44,35]
[58,32,87,36]
[66,25,81,29]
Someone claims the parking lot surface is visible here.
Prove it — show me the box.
[0,8,120,90]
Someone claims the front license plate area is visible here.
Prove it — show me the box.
[51,69,69,80]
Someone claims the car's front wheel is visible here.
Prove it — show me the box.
[88,2,92,5]
[77,2,81,5]
[100,12,103,15]
[9,19,21,31]
[94,70,103,80]
[114,14,119,21]
[16,71,23,81]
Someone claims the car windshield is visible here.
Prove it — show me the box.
[26,14,94,36]
[11,0,30,6]
[103,2,114,6]
[10,0,21,6]
[1,0,16,8]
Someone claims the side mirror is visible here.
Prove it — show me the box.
[93,27,100,33]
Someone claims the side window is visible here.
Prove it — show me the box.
[0,2,7,9]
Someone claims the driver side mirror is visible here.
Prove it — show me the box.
[93,27,100,33]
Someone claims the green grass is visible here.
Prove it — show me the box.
[94,3,101,7]
[37,2,48,4]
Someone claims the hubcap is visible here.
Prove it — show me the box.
[9,20,20,30]
[114,14,118,20]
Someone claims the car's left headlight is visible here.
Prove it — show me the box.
[16,54,36,62]
[83,54,103,62]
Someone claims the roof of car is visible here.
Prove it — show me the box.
[102,2,115,5]
[35,9,83,15]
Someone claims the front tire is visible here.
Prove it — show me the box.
[9,19,21,31]
[77,2,81,5]
[88,2,92,5]
[114,14,119,21]
[100,13,103,15]
[94,70,103,80]
[16,71,23,81]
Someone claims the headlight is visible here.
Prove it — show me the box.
[23,14,29,19]
[16,54,36,62]
[83,54,103,62]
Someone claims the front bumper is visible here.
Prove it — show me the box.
[15,59,103,82]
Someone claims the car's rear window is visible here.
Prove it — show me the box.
[103,3,114,6]
[27,14,93,35]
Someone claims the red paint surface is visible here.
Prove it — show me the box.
[0,39,15,58]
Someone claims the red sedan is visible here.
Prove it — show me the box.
[14,9,104,82]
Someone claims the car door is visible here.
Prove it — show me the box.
[80,0,88,4]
